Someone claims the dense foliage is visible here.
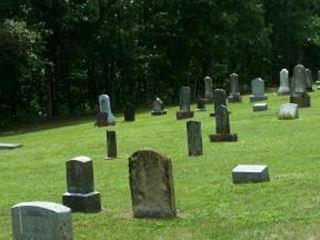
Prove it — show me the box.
[1,0,320,126]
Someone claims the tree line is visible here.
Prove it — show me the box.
[1,0,320,127]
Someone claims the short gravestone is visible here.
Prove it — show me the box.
[96,94,116,127]
[186,121,203,156]
[11,201,73,240]
[176,87,194,120]
[196,98,206,111]
[277,68,290,95]
[253,102,268,112]
[62,156,101,213]
[228,73,242,102]
[151,97,167,115]
[305,68,313,92]
[232,165,270,184]
[278,103,299,120]
[249,78,268,102]
[203,76,214,102]
[210,89,228,117]
[106,130,117,159]
[129,150,176,218]
[209,105,237,142]
[124,102,135,121]
[0,143,22,150]
[290,64,310,107]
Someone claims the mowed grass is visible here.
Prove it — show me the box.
[1,92,320,239]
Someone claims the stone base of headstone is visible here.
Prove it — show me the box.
[62,191,101,213]
[253,103,268,112]
[176,111,194,120]
[232,165,270,184]
[0,143,22,150]
[96,112,115,127]
[209,133,237,142]
[277,89,290,96]
[210,111,231,117]
[249,95,268,102]
[290,95,310,108]
[151,110,167,116]
[227,95,242,103]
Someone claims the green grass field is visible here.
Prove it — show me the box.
[1,92,320,239]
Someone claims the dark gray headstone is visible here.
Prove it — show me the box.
[176,87,194,120]
[196,98,206,111]
[129,150,176,218]
[11,202,73,240]
[106,130,117,159]
[305,68,313,92]
[290,64,310,107]
[62,156,101,213]
[151,98,167,115]
[187,121,203,156]
[232,165,270,184]
[210,89,227,116]
[228,73,242,102]
[124,102,135,121]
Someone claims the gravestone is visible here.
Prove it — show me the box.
[124,102,135,121]
[106,130,117,159]
[11,201,73,240]
[151,97,167,115]
[277,68,290,95]
[249,78,268,102]
[62,156,101,213]
[203,76,214,102]
[305,68,313,92]
[228,73,242,102]
[278,103,299,120]
[186,121,203,156]
[96,94,116,127]
[196,98,206,111]
[315,80,320,90]
[210,89,228,117]
[0,143,22,150]
[253,102,268,112]
[232,165,270,184]
[290,64,310,107]
[176,87,194,120]
[209,105,237,142]
[129,150,176,218]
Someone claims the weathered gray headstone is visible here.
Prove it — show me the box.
[228,73,242,102]
[277,68,290,95]
[209,105,237,142]
[232,165,270,184]
[187,121,203,156]
[278,103,299,120]
[290,64,310,107]
[210,89,228,117]
[305,68,313,92]
[124,102,135,121]
[203,76,213,101]
[11,201,73,240]
[129,150,176,218]
[0,143,22,150]
[151,97,167,115]
[96,94,116,126]
[106,130,117,159]
[176,87,194,120]
[249,78,268,102]
[253,102,268,112]
[62,156,101,213]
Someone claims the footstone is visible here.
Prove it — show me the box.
[253,103,268,112]
[0,143,22,150]
[232,165,270,184]
[106,130,117,159]
[151,98,167,115]
[129,150,176,218]
[186,121,203,156]
[228,73,242,102]
[62,156,101,213]
[11,201,73,240]
[249,78,268,102]
[278,103,299,120]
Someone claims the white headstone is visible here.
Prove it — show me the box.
[99,94,116,124]
[278,68,290,95]
[278,103,299,120]
[203,76,213,99]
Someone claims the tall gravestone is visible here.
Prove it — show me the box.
[186,121,203,156]
[129,150,176,218]
[209,105,237,142]
[11,202,73,240]
[151,97,167,115]
[203,76,213,102]
[210,89,227,117]
[176,87,194,120]
[305,68,313,92]
[290,64,310,107]
[96,94,116,126]
[249,78,268,102]
[277,68,290,95]
[106,130,117,159]
[228,73,242,102]
[124,102,135,121]
[62,156,101,213]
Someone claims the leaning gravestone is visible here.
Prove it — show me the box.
[277,68,290,95]
[11,201,73,240]
[290,64,310,107]
[129,150,176,218]
[203,76,214,102]
[151,97,167,115]
[124,102,135,122]
[249,78,268,102]
[62,156,101,213]
[96,94,116,127]
[0,143,22,150]
[176,87,194,120]
[228,73,242,102]
[305,68,313,92]
[209,105,237,142]
[210,89,227,117]
[232,165,270,184]
[278,103,299,120]
[186,121,203,156]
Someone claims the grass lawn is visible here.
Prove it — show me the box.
[1,92,320,239]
